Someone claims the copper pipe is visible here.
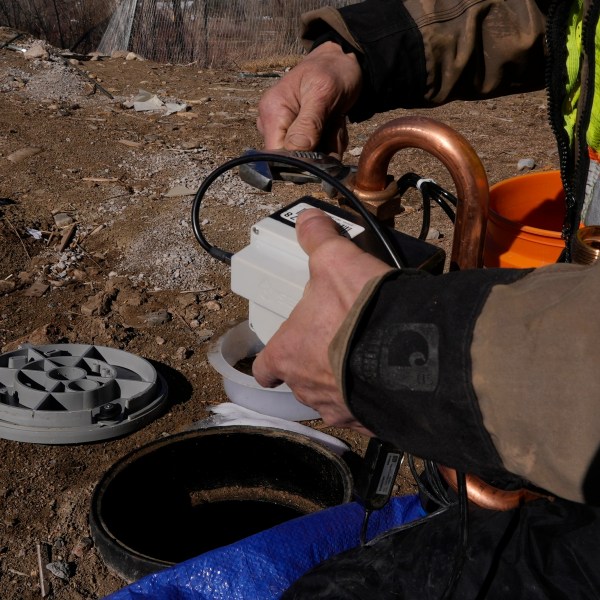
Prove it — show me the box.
[354,116,489,270]
[437,465,553,511]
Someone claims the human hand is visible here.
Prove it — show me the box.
[257,42,362,156]
[252,209,393,434]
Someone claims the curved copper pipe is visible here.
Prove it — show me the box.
[437,465,553,511]
[354,116,489,270]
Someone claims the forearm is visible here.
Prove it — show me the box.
[335,262,600,504]
[302,0,550,120]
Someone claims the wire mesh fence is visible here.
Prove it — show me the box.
[101,0,357,67]
[0,0,356,67]
[0,0,114,53]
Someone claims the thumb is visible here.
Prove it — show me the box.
[296,209,346,256]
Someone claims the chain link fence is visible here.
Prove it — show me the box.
[0,0,355,67]
[101,0,356,67]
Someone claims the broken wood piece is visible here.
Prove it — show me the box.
[36,542,51,597]
[58,224,77,252]
[23,280,50,298]
[118,139,144,148]
[7,147,42,163]
[78,224,105,245]
[82,177,119,183]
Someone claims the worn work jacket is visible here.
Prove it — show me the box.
[300,0,600,506]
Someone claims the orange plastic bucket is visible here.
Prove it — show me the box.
[483,170,566,268]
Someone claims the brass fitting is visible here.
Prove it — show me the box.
[572,225,600,264]
[342,173,403,223]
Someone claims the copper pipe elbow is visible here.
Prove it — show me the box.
[354,116,489,270]
[437,465,553,511]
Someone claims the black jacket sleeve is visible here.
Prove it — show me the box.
[342,267,530,481]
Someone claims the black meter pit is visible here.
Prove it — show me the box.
[90,426,353,583]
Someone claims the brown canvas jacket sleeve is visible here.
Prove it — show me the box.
[301,0,550,120]
[472,262,600,505]
[331,262,600,505]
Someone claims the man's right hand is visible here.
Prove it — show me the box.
[257,41,362,156]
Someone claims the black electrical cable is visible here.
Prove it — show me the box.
[440,471,469,600]
[191,153,407,269]
[365,504,451,546]
[408,455,451,508]
[419,185,432,240]
[428,187,457,223]
[396,172,457,239]
[425,460,452,506]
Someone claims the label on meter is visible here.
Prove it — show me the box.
[278,202,365,239]
[375,452,402,495]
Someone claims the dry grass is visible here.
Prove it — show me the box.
[239,54,304,72]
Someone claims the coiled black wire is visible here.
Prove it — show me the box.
[191,152,408,269]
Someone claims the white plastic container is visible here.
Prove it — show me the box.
[208,320,320,421]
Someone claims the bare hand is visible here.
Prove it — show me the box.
[257,42,362,156]
[252,209,393,434]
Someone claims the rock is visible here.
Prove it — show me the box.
[2,324,59,352]
[181,140,203,150]
[176,293,198,308]
[104,276,130,293]
[83,82,96,96]
[517,158,536,171]
[53,537,66,550]
[155,336,166,345]
[81,292,112,316]
[23,280,49,297]
[71,269,87,281]
[17,271,33,285]
[71,537,93,559]
[117,289,145,306]
[426,228,442,240]
[126,52,139,61]
[184,305,201,321]
[7,147,42,163]
[175,346,192,360]
[144,310,171,326]
[0,280,16,293]
[111,50,129,59]
[118,139,144,148]
[164,185,196,197]
[196,329,214,342]
[203,300,221,311]
[46,561,70,581]
[53,212,73,227]
[348,146,363,157]
[24,44,49,61]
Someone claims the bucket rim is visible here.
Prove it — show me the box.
[488,170,564,240]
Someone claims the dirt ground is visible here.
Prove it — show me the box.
[0,28,558,600]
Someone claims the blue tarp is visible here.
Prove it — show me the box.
[106,495,425,599]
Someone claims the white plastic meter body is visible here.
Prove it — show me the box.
[231,199,365,344]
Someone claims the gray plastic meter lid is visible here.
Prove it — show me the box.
[0,344,168,444]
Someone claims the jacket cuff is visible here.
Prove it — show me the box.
[341,267,531,480]
[301,3,426,121]
[329,271,400,397]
